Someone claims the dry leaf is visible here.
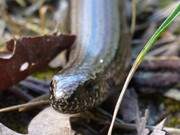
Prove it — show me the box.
[0,107,78,135]
[136,110,150,135]
[0,34,75,90]
[28,107,77,135]
[150,119,167,135]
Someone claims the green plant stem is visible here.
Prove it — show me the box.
[108,3,180,135]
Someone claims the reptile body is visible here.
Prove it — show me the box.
[50,0,130,113]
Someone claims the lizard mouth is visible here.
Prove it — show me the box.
[49,92,90,114]
[49,73,109,114]
[49,82,101,114]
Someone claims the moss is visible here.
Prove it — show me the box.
[164,98,180,127]
[167,117,180,127]
[164,99,180,113]
[32,68,59,80]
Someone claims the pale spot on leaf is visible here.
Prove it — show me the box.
[20,62,29,71]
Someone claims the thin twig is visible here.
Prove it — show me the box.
[9,86,33,101]
[0,100,49,113]
[98,108,180,134]
[107,64,138,135]
[19,94,49,111]
[131,0,137,34]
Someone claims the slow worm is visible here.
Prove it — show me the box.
[50,0,130,113]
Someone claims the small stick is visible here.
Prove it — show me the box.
[134,72,180,88]
[19,80,49,94]
[19,94,49,111]
[0,100,49,113]
[131,0,137,34]
[9,86,33,101]
[140,56,180,72]
[98,108,180,134]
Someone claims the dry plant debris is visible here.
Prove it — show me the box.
[0,34,75,90]
[0,0,180,135]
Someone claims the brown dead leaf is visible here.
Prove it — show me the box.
[28,107,77,135]
[0,34,75,90]
[0,107,78,135]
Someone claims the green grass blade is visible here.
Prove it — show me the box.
[108,3,180,135]
[136,2,180,64]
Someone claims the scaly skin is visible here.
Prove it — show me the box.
[49,0,130,114]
